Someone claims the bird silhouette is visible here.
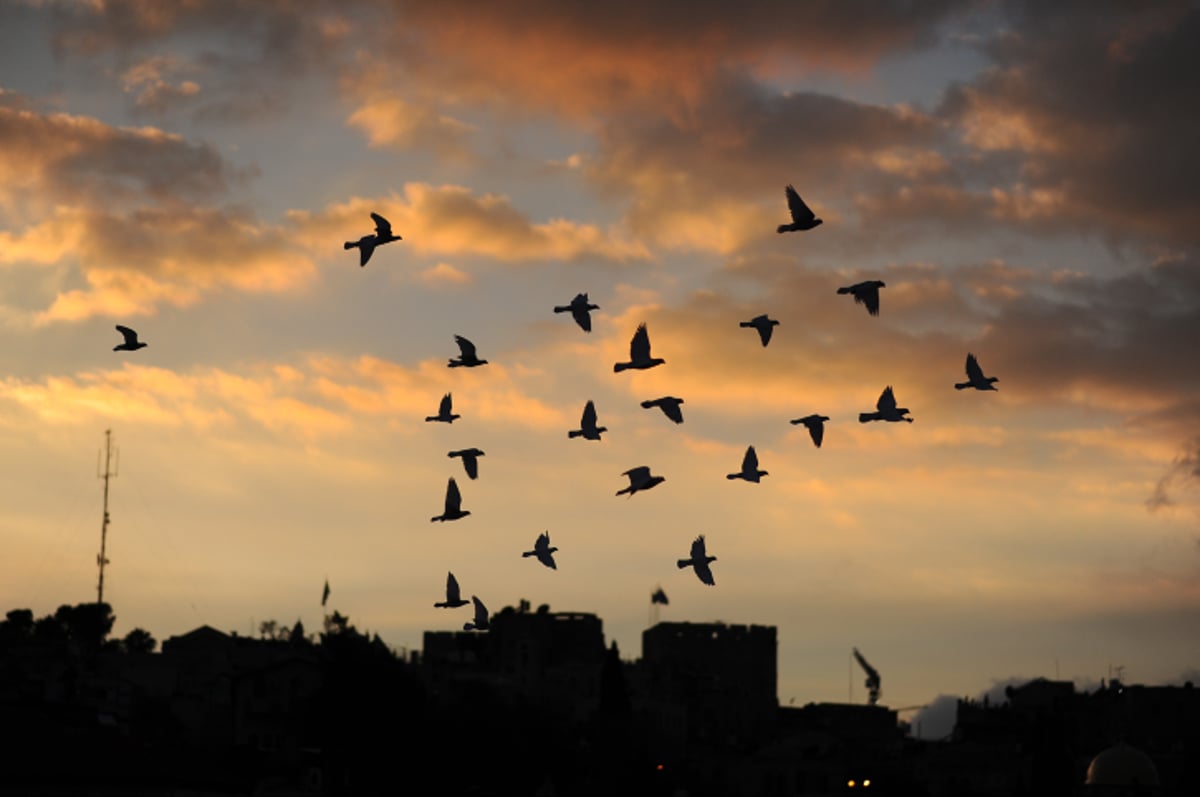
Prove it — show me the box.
[614,323,664,372]
[859,386,913,423]
[425,393,461,423]
[740,314,780,346]
[431,477,471,522]
[554,292,599,332]
[448,448,485,479]
[434,572,470,608]
[616,466,665,497]
[726,445,768,482]
[651,586,669,605]
[113,325,147,352]
[522,531,558,569]
[677,535,717,585]
[955,353,999,391]
[448,335,488,367]
[463,595,490,631]
[790,414,830,448]
[837,280,886,316]
[777,185,823,233]
[640,396,685,424]
[568,400,607,440]
[344,212,402,267]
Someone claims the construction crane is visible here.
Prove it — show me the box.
[853,647,882,706]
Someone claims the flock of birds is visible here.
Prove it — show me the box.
[109,185,1000,632]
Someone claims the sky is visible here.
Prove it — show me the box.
[1,0,1197,725]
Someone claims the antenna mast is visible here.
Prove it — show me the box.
[96,429,118,604]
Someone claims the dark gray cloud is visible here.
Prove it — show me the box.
[0,95,243,206]
[935,1,1200,246]
[1147,437,1200,512]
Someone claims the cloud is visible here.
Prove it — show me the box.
[0,96,239,211]
[345,95,476,159]
[289,184,650,265]
[937,3,1200,246]
[2,205,317,324]
[416,262,472,288]
[1146,436,1200,512]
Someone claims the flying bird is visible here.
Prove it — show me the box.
[568,400,607,441]
[837,280,886,316]
[613,323,664,372]
[463,595,490,631]
[448,335,488,368]
[113,325,147,352]
[640,396,685,424]
[434,572,470,608]
[777,185,823,233]
[740,314,780,347]
[522,531,558,570]
[726,445,768,483]
[554,292,599,333]
[859,386,913,423]
[677,535,717,586]
[790,414,830,448]
[425,393,461,423]
[651,587,669,605]
[616,466,665,497]
[955,353,999,391]
[448,448,485,480]
[431,477,471,522]
[344,212,402,267]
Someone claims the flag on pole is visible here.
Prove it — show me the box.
[322,578,330,607]
[651,587,669,605]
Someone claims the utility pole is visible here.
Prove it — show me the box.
[96,429,118,604]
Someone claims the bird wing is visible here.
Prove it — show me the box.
[582,400,597,428]
[691,535,707,560]
[785,185,815,224]
[536,531,551,552]
[743,446,759,472]
[757,322,773,346]
[663,399,683,424]
[445,478,462,513]
[809,420,824,448]
[371,212,393,237]
[965,353,985,382]
[439,393,452,415]
[454,335,477,360]
[862,285,881,315]
[630,324,651,361]
[877,386,898,413]
[463,454,478,480]
[446,572,462,602]
[472,595,487,624]
[694,559,715,585]
[115,325,138,345]
[572,305,592,332]
[624,466,651,485]
[358,241,375,266]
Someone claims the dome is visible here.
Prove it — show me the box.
[1085,743,1159,787]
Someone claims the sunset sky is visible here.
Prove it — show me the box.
[1,1,1197,725]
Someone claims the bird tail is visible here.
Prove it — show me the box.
[613,363,628,373]
[431,515,443,522]
[677,559,691,569]
[739,322,753,328]
[837,286,852,294]
[954,382,970,390]
[343,241,356,250]
[522,551,535,558]
[434,601,447,608]
[568,430,583,438]
[448,360,462,368]
[553,305,569,313]
[639,400,655,408]
[859,412,878,423]
[726,474,740,480]
[616,487,631,496]
[776,224,791,234]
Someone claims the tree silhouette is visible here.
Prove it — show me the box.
[122,627,156,654]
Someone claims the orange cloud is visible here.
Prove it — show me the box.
[289,184,650,265]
